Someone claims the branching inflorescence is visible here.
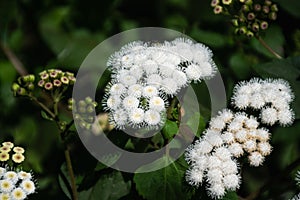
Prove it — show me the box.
[185,78,295,199]
[103,37,217,130]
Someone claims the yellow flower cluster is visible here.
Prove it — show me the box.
[0,142,25,164]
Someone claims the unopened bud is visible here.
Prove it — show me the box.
[239,26,247,35]
[213,5,223,14]
[254,4,261,11]
[252,23,260,32]
[269,12,277,20]
[246,30,254,37]
[27,83,35,91]
[264,0,272,6]
[242,5,249,12]
[245,0,253,6]
[263,5,270,13]
[11,83,20,92]
[260,21,268,30]
[211,0,219,7]
[17,88,27,96]
[271,4,278,12]
[247,12,255,20]
[232,19,239,26]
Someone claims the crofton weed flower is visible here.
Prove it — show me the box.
[0,141,37,199]
[185,78,294,199]
[103,37,217,130]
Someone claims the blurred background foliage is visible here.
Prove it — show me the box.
[0,0,300,199]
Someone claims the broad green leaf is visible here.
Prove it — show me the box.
[274,0,300,18]
[162,119,179,139]
[78,171,131,200]
[134,156,192,200]
[250,25,284,58]
[190,27,227,48]
[222,191,238,200]
[186,112,206,137]
[229,53,254,79]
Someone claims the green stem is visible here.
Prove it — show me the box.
[64,146,78,200]
[29,95,56,119]
[256,35,283,59]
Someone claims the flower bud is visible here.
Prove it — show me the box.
[254,4,261,11]
[260,21,268,30]
[87,105,94,113]
[44,82,53,90]
[232,19,239,26]
[222,0,232,5]
[252,23,260,32]
[213,5,223,14]
[271,4,278,12]
[264,0,272,6]
[247,12,255,20]
[239,26,247,35]
[262,5,270,13]
[38,80,45,87]
[268,12,277,20]
[61,76,69,84]
[246,30,254,37]
[17,88,27,96]
[245,0,253,6]
[27,83,35,91]
[22,74,35,83]
[242,5,249,12]
[78,100,86,107]
[211,0,219,7]
[11,83,20,92]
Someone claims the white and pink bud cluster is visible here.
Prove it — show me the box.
[185,78,294,199]
[103,38,217,129]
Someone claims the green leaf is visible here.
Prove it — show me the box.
[250,25,284,58]
[162,119,179,139]
[78,171,131,200]
[229,53,254,79]
[134,156,192,200]
[41,110,54,121]
[190,27,227,48]
[221,191,238,200]
[186,112,206,137]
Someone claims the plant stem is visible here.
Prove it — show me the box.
[30,95,57,119]
[0,41,28,76]
[256,36,283,59]
[64,146,78,200]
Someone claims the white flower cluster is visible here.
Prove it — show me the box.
[232,78,294,126]
[103,38,217,129]
[185,78,295,199]
[0,166,36,200]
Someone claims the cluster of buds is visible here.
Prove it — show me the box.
[0,141,37,199]
[69,97,98,130]
[211,0,279,37]
[11,74,35,96]
[0,142,25,164]
[185,78,294,199]
[37,69,76,91]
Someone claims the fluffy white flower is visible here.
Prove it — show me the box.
[193,140,213,154]
[144,110,161,126]
[186,168,204,186]
[122,96,139,110]
[105,95,121,110]
[207,182,226,199]
[207,156,222,169]
[128,84,143,98]
[206,168,223,184]
[193,155,208,171]
[218,109,234,123]
[143,86,158,98]
[11,187,27,200]
[249,93,265,109]
[235,129,248,143]
[256,128,270,142]
[277,108,294,126]
[129,108,145,125]
[0,167,6,177]
[4,171,18,184]
[20,180,36,194]
[0,179,14,193]
[111,109,127,128]
[258,142,272,156]
[149,96,165,112]
[245,116,259,129]
[185,64,201,81]
[209,116,226,131]
[129,65,144,79]
[159,62,176,78]
[18,171,32,180]
[214,147,232,161]
[172,70,187,87]
[204,130,224,147]
[118,74,137,86]
[228,143,244,157]
[243,140,257,153]
[221,159,239,175]
[260,107,278,125]
[143,59,158,75]
[248,151,264,166]
[109,83,126,96]
[221,131,235,144]
[146,74,162,87]
[223,174,240,190]
[160,78,179,95]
